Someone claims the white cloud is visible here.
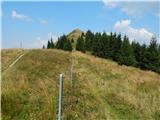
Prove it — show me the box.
[27,33,57,48]
[114,19,131,29]
[39,19,48,24]
[33,37,48,48]
[12,10,32,21]
[156,13,160,17]
[102,0,118,8]
[114,19,156,44]
[48,32,57,41]
[102,1,159,17]
[25,37,48,48]
[11,10,50,24]
[48,32,52,38]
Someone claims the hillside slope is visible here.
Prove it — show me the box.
[67,28,84,41]
[72,51,160,119]
[2,49,160,120]
[2,49,71,120]
[1,49,25,72]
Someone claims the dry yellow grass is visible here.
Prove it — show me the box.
[73,51,160,119]
[2,49,71,120]
[1,49,160,120]
[1,49,25,72]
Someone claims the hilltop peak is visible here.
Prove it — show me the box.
[67,28,84,41]
[72,28,83,33]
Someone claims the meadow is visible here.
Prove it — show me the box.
[1,49,160,120]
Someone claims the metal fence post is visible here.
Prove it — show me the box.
[58,74,64,120]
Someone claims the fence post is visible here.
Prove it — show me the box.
[58,74,64,120]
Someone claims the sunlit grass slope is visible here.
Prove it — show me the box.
[2,49,71,120]
[1,49,25,72]
[71,51,160,120]
[1,49,160,120]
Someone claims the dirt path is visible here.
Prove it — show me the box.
[2,52,26,76]
[70,48,76,87]
[8,54,25,68]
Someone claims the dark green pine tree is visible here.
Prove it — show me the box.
[81,32,85,37]
[147,37,160,73]
[92,32,101,56]
[95,33,104,57]
[101,32,110,58]
[119,35,137,66]
[47,40,51,49]
[56,35,67,49]
[76,36,85,53]
[85,30,94,51]
[42,45,45,49]
[112,33,122,61]
[55,37,61,49]
[131,41,141,67]
[55,35,73,51]
[63,40,72,51]
[50,38,55,48]
[138,44,149,70]
[107,32,115,59]
[99,32,109,58]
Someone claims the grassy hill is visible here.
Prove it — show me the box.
[67,28,84,41]
[73,52,160,120]
[1,49,25,72]
[1,49,160,120]
[2,49,71,120]
[67,28,84,48]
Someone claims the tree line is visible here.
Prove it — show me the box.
[44,30,160,73]
[44,35,72,51]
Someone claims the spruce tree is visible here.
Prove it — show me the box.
[92,32,101,56]
[100,32,109,58]
[101,32,110,58]
[119,35,137,66]
[107,32,115,59]
[131,41,141,67]
[112,33,122,61]
[42,45,45,49]
[56,35,67,49]
[85,30,94,51]
[47,40,51,49]
[76,36,85,53]
[50,38,55,48]
[147,37,160,72]
[96,33,104,57]
[63,40,72,51]
[138,44,149,70]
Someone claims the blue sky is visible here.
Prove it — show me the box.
[1,1,160,48]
